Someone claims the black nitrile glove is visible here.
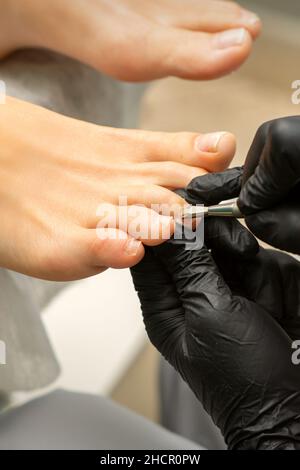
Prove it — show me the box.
[186,169,300,340]
[214,248,300,341]
[237,117,300,254]
[185,166,259,260]
[131,242,300,450]
[131,170,300,450]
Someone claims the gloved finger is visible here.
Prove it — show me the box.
[213,247,285,321]
[130,248,185,360]
[213,247,300,338]
[245,201,300,255]
[204,217,259,259]
[185,166,243,206]
[177,167,258,258]
[244,117,300,187]
[154,239,233,319]
[239,117,300,214]
[241,119,273,183]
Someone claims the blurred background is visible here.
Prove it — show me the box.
[42,0,300,429]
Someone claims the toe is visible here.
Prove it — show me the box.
[166,0,261,39]
[145,131,236,172]
[154,26,253,80]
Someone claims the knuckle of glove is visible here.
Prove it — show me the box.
[186,167,243,206]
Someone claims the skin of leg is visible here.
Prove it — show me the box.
[0,0,261,81]
[0,97,236,280]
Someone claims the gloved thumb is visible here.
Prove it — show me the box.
[181,168,259,258]
[185,166,243,206]
[131,248,185,363]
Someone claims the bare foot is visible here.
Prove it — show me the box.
[0,97,236,280]
[1,0,261,81]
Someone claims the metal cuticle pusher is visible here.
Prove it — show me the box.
[181,199,244,220]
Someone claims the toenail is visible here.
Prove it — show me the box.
[195,132,226,153]
[125,238,142,256]
[240,11,261,26]
[213,28,247,49]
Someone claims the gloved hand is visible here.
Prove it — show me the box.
[131,171,300,450]
[237,117,300,254]
[214,248,300,341]
[186,168,300,340]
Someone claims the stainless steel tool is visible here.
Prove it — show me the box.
[182,199,244,220]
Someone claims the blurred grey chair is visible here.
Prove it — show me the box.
[0,389,201,450]
[160,359,226,450]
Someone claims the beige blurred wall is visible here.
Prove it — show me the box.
[140,7,299,167]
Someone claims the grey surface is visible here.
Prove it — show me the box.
[0,389,202,450]
[160,359,226,450]
[0,269,60,392]
[0,49,145,394]
[0,49,145,127]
